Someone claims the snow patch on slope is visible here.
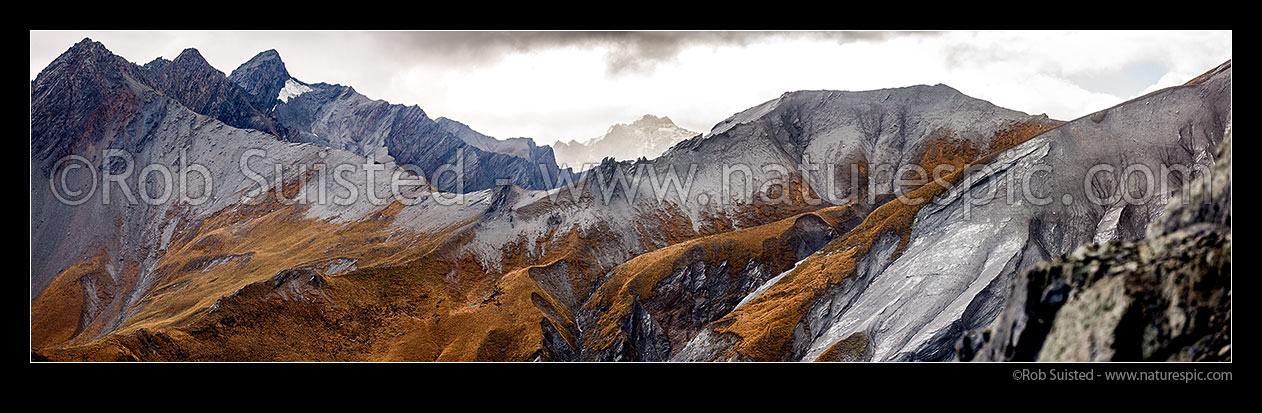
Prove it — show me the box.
[277,78,312,103]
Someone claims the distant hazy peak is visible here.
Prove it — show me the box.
[635,113,676,125]
[594,113,685,139]
[553,114,698,169]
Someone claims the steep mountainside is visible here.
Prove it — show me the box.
[552,115,699,169]
[434,117,565,179]
[227,50,574,193]
[30,38,1229,362]
[959,125,1231,362]
[227,49,291,111]
[138,48,292,140]
[30,39,442,344]
[28,41,1066,361]
[674,61,1231,362]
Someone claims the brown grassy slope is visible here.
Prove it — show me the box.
[579,203,866,358]
[814,331,869,362]
[35,187,655,361]
[36,258,452,361]
[116,201,446,336]
[706,120,1061,361]
[35,249,562,361]
[36,215,655,361]
[30,176,472,357]
[30,251,114,349]
[32,116,1063,361]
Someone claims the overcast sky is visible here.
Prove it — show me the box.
[30,31,1232,146]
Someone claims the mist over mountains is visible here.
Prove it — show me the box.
[552,114,698,170]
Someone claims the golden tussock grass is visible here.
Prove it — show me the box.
[580,203,863,356]
[32,178,466,357]
[814,331,869,362]
[30,250,114,349]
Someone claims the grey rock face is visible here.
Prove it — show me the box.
[31,40,590,351]
[538,318,577,361]
[643,214,843,357]
[547,83,1065,261]
[265,80,572,192]
[824,66,1228,362]
[578,207,866,362]
[568,85,1063,362]
[139,48,293,140]
[434,117,575,189]
[578,296,672,362]
[626,299,673,361]
[269,267,327,292]
[31,39,148,165]
[31,38,155,297]
[1147,107,1232,236]
[963,127,1232,362]
[436,117,560,166]
[228,49,291,110]
[227,49,577,193]
[675,62,1231,362]
[642,84,1061,215]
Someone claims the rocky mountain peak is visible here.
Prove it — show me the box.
[31,38,149,162]
[138,49,225,88]
[35,38,137,83]
[254,49,282,61]
[232,49,289,78]
[173,48,208,64]
[229,49,292,108]
[160,48,229,81]
[137,46,293,139]
[140,56,168,72]
[63,37,111,58]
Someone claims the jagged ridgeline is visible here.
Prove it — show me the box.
[30,39,1229,361]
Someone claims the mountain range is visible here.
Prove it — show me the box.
[29,38,1231,361]
[552,114,699,169]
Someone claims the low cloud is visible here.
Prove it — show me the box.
[30,30,1230,146]
[371,31,934,75]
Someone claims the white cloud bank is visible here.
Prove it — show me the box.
[30,30,1231,145]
